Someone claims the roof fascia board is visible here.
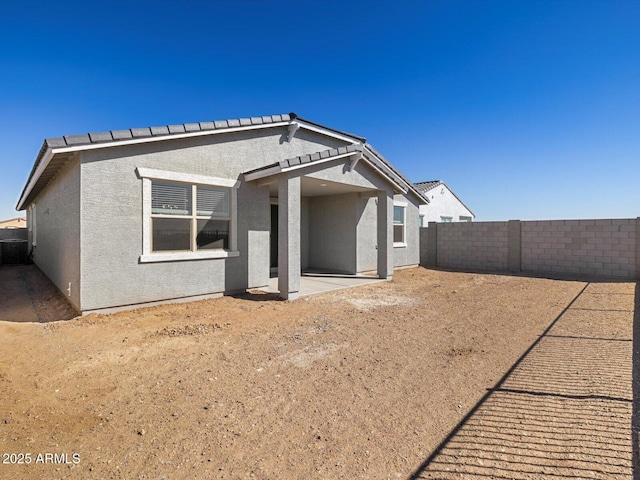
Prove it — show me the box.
[17,148,54,210]
[363,145,429,204]
[243,165,282,182]
[359,156,407,194]
[294,120,362,145]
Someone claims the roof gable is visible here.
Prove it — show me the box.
[17,113,425,209]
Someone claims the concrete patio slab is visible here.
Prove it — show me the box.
[260,273,386,297]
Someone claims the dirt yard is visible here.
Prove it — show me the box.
[0,267,634,479]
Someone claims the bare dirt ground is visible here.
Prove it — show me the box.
[0,266,76,323]
[0,267,635,479]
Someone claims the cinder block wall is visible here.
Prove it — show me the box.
[436,221,509,271]
[522,219,637,279]
[0,228,27,241]
[420,218,639,280]
[419,227,429,267]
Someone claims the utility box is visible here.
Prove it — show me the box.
[0,239,28,265]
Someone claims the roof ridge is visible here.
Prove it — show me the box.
[45,113,294,148]
[415,180,441,185]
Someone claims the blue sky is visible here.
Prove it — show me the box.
[1,0,638,221]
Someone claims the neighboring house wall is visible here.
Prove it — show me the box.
[418,183,474,224]
[78,127,348,311]
[0,218,27,229]
[30,157,81,310]
[421,218,640,280]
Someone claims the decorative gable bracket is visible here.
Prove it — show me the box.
[347,154,362,171]
[287,122,300,142]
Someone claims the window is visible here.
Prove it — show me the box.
[419,214,425,228]
[136,167,239,263]
[151,182,230,252]
[440,216,452,223]
[393,204,406,246]
[459,216,472,222]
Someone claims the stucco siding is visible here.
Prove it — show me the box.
[308,193,357,274]
[30,157,81,310]
[79,127,347,311]
[305,159,385,190]
[356,194,378,272]
[393,194,421,268]
[300,196,310,270]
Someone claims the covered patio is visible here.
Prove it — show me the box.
[244,144,410,300]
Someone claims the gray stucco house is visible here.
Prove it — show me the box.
[16,113,427,314]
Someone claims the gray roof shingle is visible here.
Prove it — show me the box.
[414,180,442,193]
[32,112,354,155]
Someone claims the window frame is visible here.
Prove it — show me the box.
[393,201,407,248]
[136,167,240,263]
[440,216,453,223]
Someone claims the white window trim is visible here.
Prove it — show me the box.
[393,201,407,248]
[136,168,240,263]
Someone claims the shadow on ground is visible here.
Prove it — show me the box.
[409,281,635,479]
[0,265,77,322]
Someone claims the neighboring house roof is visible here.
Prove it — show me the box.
[414,180,475,217]
[17,113,427,210]
[0,217,27,229]
[414,180,442,192]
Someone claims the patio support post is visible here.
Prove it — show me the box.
[377,189,393,280]
[278,174,301,300]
